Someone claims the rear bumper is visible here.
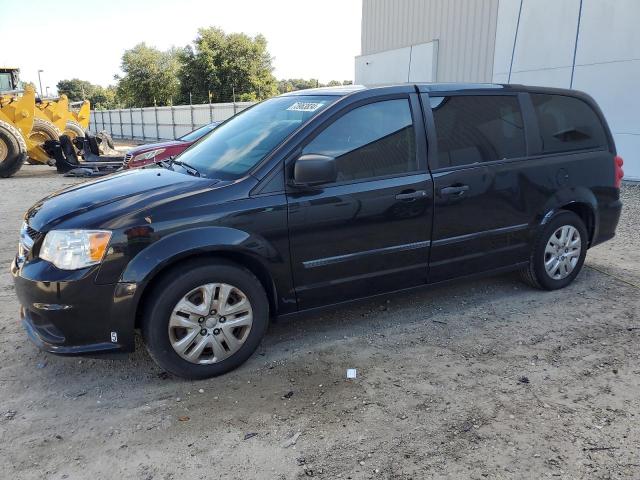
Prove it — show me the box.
[592,198,622,247]
[12,256,137,356]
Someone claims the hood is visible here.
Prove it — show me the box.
[127,139,187,155]
[25,168,217,232]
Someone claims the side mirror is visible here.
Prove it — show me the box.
[293,154,337,187]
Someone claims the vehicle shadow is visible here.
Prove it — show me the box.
[19,271,527,393]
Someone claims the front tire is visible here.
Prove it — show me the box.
[520,211,588,290]
[142,260,269,379]
[0,120,27,178]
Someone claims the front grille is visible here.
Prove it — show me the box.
[20,223,42,254]
[18,222,38,262]
[123,153,133,167]
[26,225,42,242]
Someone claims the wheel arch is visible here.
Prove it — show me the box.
[538,187,599,246]
[126,229,281,330]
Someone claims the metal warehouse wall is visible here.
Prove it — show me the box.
[493,0,640,180]
[89,102,254,141]
[360,0,499,82]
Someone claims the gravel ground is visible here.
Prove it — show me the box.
[1,167,639,479]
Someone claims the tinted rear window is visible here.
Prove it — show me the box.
[531,93,607,154]
[430,95,526,168]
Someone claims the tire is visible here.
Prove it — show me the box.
[63,121,85,140]
[28,118,60,164]
[0,120,26,178]
[142,259,269,379]
[520,210,588,290]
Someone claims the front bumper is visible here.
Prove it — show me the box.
[12,256,137,356]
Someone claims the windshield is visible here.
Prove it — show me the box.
[0,73,13,91]
[178,122,219,142]
[175,95,337,179]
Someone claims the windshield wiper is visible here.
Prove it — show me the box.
[172,159,201,177]
[156,158,174,170]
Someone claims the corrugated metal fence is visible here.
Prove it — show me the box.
[89,102,256,141]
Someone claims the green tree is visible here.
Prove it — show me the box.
[116,43,181,107]
[56,78,120,110]
[56,78,95,101]
[276,79,352,95]
[178,27,277,104]
[90,85,119,110]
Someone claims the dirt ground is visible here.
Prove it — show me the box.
[1,166,639,480]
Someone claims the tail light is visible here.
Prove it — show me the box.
[614,155,624,188]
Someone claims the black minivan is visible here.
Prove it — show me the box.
[12,83,624,378]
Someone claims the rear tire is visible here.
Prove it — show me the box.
[28,118,60,165]
[520,211,588,290]
[142,260,269,379]
[0,120,26,178]
[63,121,85,141]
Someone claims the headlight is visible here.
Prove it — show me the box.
[40,230,112,270]
[132,148,166,162]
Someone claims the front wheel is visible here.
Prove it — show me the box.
[0,120,26,178]
[520,211,588,290]
[142,260,269,379]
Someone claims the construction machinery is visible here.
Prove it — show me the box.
[0,68,33,177]
[66,99,90,138]
[0,68,93,177]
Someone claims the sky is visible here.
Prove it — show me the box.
[0,0,362,94]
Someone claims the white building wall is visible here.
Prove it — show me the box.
[355,41,438,85]
[493,0,640,180]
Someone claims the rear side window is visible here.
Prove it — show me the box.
[303,99,417,182]
[531,93,607,154]
[430,95,526,169]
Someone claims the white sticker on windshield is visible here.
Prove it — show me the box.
[286,102,323,112]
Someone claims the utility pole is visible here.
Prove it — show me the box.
[37,69,44,98]
[232,86,237,115]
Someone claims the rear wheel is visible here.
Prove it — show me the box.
[0,120,26,178]
[27,118,60,165]
[142,260,269,379]
[520,211,588,290]
[63,121,85,141]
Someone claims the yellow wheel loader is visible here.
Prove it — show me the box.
[66,99,90,139]
[0,68,34,177]
[27,94,70,164]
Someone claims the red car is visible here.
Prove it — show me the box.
[123,122,220,169]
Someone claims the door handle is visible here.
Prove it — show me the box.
[440,185,469,196]
[395,190,427,200]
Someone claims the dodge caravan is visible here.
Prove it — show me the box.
[12,83,623,378]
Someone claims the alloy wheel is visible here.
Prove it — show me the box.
[544,225,581,280]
